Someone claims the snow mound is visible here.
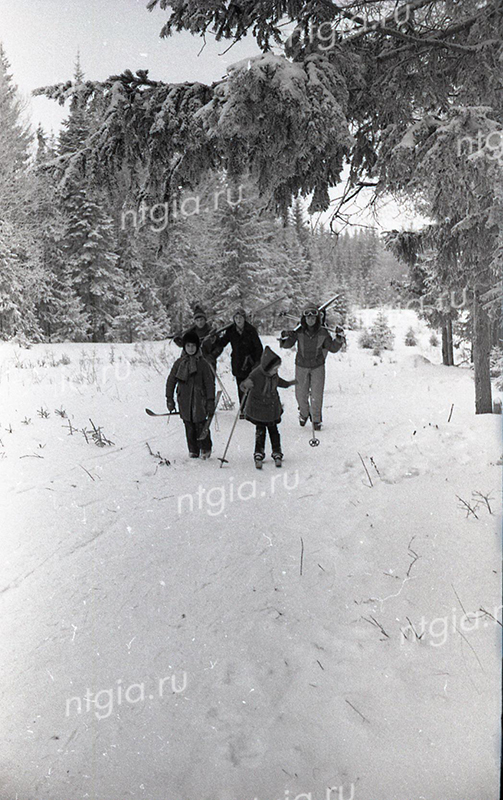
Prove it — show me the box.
[413,354,433,366]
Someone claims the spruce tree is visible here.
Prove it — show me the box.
[64,194,121,341]
[208,178,278,317]
[0,44,41,340]
[109,279,154,342]
[57,56,122,341]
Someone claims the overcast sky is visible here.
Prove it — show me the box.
[1,0,422,231]
[1,0,257,131]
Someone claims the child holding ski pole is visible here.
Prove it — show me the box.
[280,302,344,431]
[239,346,296,469]
[165,331,215,459]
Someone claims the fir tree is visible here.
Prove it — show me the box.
[0,44,41,341]
[207,177,278,317]
[109,279,155,342]
[64,195,121,341]
[116,233,169,337]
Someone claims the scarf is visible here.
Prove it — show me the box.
[175,353,200,382]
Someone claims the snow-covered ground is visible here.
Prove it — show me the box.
[0,309,501,800]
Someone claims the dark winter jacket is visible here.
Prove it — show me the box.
[240,347,292,425]
[215,320,263,377]
[280,318,343,368]
[165,352,215,423]
[173,323,219,369]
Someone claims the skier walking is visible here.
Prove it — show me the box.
[215,307,263,412]
[165,331,215,459]
[173,306,219,371]
[239,346,296,468]
[280,302,344,430]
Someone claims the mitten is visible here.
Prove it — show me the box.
[166,399,175,412]
[280,329,294,338]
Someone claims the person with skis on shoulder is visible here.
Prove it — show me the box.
[173,305,219,372]
[239,346,296,469]
[280,301,344,431]
[165,331,215,459]
[215,307,263,413]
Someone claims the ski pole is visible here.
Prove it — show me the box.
[218,391,249,468]
[205,360,235,409]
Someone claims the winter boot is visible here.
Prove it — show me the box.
[299,414,308,427]
[313,422,322,431]
[272,452,283,468]
[200,451,211,460]
[254,453,264,470]
[189,452,199,459]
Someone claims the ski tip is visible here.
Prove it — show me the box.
[145,408,154,416]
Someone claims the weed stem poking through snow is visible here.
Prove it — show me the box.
[358,452,373,487]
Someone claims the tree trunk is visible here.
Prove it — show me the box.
[473,289,493,414]
[491,316,500,348]
[441,317,454,365]
[446,317,454,365]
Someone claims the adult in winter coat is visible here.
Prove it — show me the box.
[239,346,295,468]
[280,302,344,430]
[173,305,219,372]
[215,307,263,406]
[165,331,215,459]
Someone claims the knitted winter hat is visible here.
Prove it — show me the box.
[193,305,207,321]
[233,307,247,320]
[182,330,201,350]
[261,346,281,372]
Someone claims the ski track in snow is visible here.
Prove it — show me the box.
[0,310,500,800]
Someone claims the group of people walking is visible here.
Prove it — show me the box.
[165,303,344,466]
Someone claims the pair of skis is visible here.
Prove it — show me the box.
[278,292,341,446]
[145,390,223,441]
[168,295,287,346]
[278,292,342,344]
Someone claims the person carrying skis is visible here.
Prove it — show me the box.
[215,307,263,412]
[173,305,219,371]
[165,331,215,459]
[280,302,344,431]
[239,346,296,469]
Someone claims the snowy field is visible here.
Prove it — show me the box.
[0,309,501,800]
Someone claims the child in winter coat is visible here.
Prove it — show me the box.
[280,302,344,430]
[165,331,215,459]
[215,307,263,408]
[239,346,295,469]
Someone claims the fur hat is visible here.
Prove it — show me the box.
[193,305,207,321]
[233,307,247,321]
[182,330,201,350]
